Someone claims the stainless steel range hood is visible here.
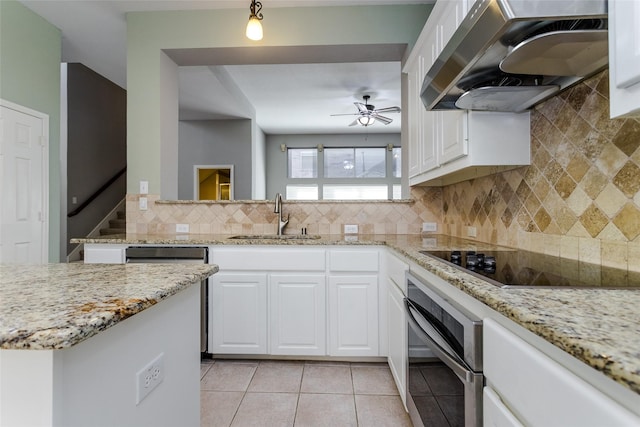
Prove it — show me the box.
[420,0,608,113]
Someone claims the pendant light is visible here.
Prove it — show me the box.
[246,0,264,41]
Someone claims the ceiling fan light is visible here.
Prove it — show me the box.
[246,16,263,40]
[358,116,375,126]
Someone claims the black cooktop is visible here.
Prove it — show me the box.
[421,250,640,289]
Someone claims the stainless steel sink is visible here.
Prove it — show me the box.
[228,234,322,240]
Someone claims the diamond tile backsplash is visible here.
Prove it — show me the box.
[440,70,640,270]
[127,70,640,270]
[126,186,442,236]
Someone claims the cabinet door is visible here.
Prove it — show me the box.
[609,0,640,117]
[209,272,267,354]
[439,110,468,164]
[387,280,407,407]
[328,275,379,356]
[270,274,326,356]
[407,59,423,178]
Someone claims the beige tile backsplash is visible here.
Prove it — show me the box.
[439,70,640,270]
[126,186,442,237]
[127,70,640,270]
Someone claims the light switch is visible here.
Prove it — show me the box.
[139,197,148,211]
[140,180,149,194]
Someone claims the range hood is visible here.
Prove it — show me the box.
[420,0,608,113]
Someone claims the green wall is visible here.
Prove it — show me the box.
[0,0,62,262]
[126,5,431,196]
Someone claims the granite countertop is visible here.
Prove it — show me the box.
[72,233,640,395]
[0,263,218,350]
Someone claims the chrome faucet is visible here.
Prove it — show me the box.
[274,193,289,235]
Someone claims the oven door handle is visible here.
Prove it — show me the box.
[405,298,475,384]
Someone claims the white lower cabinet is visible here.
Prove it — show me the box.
[484,318,640,426]
[328,275,379,356]
[209,272,268,354]
[387,278,407,405]
[208,246,381,358]
[270,274,326,356]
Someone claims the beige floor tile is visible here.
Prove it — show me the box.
[351,366,398,395]
[230,392,298,427]
[201,361,258,392]
[201,361,214,380]
[300,365,353,394]
[354,394,412,427]
[294,393,357,427]
[201,391,244,427]
[248,361,304,393]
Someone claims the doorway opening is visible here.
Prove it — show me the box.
[194,165,234,200]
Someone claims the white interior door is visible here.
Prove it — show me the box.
[0,101,48,263]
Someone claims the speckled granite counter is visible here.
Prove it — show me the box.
[0,263,218,350]
[72,233,640,395]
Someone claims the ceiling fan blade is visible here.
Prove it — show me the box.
[354,102,368,113]
[330,113,360,117]
[372,114,393,125]
[375,106,401,113]
[348,119,360,127]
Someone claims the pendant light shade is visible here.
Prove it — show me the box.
[246,0,264,41]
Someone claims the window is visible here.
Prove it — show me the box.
[286,185,318,200]
[288,148,317,178]
[285,144,401,200]
[323,185,388,200]
[324,148,386,178]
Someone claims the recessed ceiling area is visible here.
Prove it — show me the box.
[172,44,405,134]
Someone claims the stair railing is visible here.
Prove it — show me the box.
[67,166,126,218]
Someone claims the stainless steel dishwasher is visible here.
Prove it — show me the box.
[125,246,210,355]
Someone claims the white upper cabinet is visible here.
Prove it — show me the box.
[403,0,530,187]
[609,0,640,117]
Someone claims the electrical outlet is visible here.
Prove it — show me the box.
[344,224,358,234]
[422,222,437,232]
[139,197,148,211]
[136,353,164,405]
[467,226,477,238]
[140,180,149,195]
[176,223,189,233]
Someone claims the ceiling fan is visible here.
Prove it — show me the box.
[331,95,401,127]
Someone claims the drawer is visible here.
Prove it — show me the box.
[329,249,379,272]
[484,318,640,426]
[386,250,408,291]
[211,247,325,271]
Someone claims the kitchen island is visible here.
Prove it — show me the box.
[0,262,218,427]
[73,233,640,413]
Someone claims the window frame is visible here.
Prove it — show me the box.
[285,144,401,200]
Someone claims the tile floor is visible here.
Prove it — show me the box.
[200,359,413,427]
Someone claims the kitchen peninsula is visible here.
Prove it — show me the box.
[0,263,218,427]
[74,233,640,423]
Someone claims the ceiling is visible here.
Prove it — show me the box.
[19,0,433,134]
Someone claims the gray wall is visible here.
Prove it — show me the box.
[66,63,127,254]
[266,133,401,197]
[178,119,253,200]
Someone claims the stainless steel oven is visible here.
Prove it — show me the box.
[405,272,483,427]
